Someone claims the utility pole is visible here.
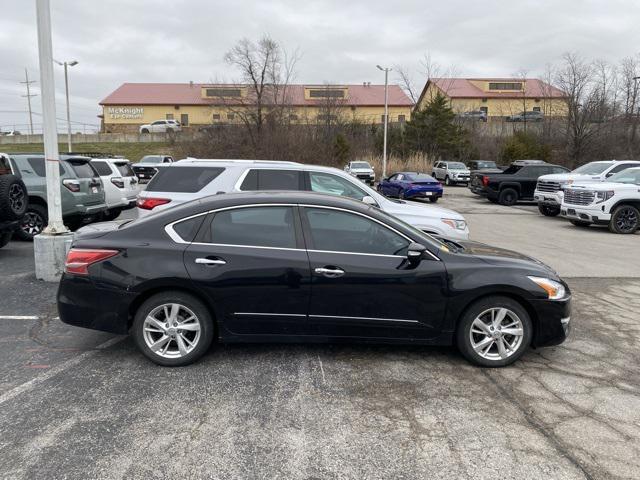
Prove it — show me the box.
[20,68,37,135]
[34,0,71,282]
[377,65,392,178]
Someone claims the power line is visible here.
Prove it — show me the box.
[20,68,37,135]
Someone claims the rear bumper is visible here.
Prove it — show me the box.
[57,274,135,334]
[72,203,107,216]
[530,294,572,347]
[560,204,611,224]
[405,188,443,199]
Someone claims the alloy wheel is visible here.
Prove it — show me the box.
[142,303,202,358]
[9,184,25,213]
[469,307,524,361]
[21,211,44,236]
[615,207,638,233]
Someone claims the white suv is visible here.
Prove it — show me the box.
[432,161,471,186]
[344,161,375,185]
[90,158,141,221]
[535,160,640,216]
[560,167,640,234]
[136,159,470,240]
[139,120,182,134]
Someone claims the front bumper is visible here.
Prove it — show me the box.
[449,175,470,183]
[534,190,563,206]
[530,293,572,347]
[560,204,611,225]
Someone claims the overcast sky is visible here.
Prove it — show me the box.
[1,0,639,133]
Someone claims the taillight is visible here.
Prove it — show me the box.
[65,248,119,275]
[110,177,125,188]
[62,179,80,192]
[482,175,489,186]
[137,197,171,210]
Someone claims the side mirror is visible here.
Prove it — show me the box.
[362,195,377,206]
[406,242,427,265]
[605,172,614,178]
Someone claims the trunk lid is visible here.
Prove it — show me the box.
[64,159,104,206]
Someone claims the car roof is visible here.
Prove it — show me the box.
[173,158,301,167]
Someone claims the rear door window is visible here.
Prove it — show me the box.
[146,166,224,193]
[239,169,303,191]
[209,206,297,248]
[114,162,135,177]
[92,161,113,176]
[26,157,64,176]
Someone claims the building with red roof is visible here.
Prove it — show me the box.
[416,78,568,118]
[99,83,414,132]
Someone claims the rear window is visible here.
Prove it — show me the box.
[146,166,224,193]
[92,161,113,176]
[66,160,98,178]
[115,162,134,177]
[141,156,163,164]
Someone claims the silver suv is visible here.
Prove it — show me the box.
[137,159,470,240]
[432,161,471,186]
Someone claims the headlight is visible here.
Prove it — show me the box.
[441,218,467,231]
[595,190,614,203]
[528,276,566,300]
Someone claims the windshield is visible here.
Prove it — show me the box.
[607,169,640,185]
[350,162,371,169]
[370,205,446,251]
[141,156,162,164]
[572,162,611,175]
[448,162,466,169]
[475,161,496,169]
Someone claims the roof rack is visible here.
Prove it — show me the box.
[64,152,125,159]
[176,158,301,165]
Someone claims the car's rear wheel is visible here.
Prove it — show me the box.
[498,188,518,206]
[538,204,560,217]
[16,204,47,241]
[132,291,215,366]
[456,296,532,367]
[570,220,590,228]
[609,205,639,234]
[429,197,438,203]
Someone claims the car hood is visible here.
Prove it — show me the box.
[382,198,465,221]
[566,181,638,191]
[457,241,558,276]
[538,173,602,182]
[350,168,374,173]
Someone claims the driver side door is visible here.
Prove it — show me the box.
[300,206,447,340]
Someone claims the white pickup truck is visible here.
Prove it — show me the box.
[560,167,640,234]
[534,160,640,216]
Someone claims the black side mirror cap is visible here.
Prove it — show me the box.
[407,242,427,265]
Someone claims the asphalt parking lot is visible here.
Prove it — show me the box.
[0,188,639,479]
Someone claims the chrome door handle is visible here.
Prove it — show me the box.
[195,258,226,265]
[314,267,345,278]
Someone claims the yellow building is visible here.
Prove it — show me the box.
[415,78,567,118]
[99,83,414,132]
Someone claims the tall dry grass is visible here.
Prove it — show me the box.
[362,152,437,177]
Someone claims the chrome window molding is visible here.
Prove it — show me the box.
[164,202,440,261]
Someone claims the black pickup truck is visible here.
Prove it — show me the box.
[470,160,569,205]
[0,154,28,248]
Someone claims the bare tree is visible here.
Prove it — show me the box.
[395,66,418,104]
[619,55,640,152]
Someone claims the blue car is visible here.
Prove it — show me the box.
[377,172,443,202]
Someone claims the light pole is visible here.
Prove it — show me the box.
[34,0,71,282]
[54,59,78,152]
[377,65,391,178]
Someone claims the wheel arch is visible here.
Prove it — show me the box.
[27,195,47,208]
[498,182,521,193]
[610,199,640,211]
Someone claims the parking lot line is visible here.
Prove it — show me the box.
[0,335,126,406]
[0,315,39,320]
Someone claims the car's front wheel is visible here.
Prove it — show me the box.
[132,291,215,366]
[538,204,560,217]
[444,176,451,186]
[456,296,532,367]
[609,205,639,234]
[140,128,149,134]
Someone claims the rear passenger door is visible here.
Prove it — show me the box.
[183,205,312,336]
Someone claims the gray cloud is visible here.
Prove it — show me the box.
[1,0,639,132]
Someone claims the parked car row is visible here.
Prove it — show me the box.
[470,157,640,234]
[0,152,141,240]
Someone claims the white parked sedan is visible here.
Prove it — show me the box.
[136,159,470,241]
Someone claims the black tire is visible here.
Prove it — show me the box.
[538,204,560,217]
[570,220,590,228]
[0,174,28,221]
[609,204,640,234]
[16,204,47,241]
[498,188,518,206]
[140,128,149,134]
[0,232,11,249]
[132,291,215,366]
[456,296,532,367]
[444,175,451,186]
[399,190,406,200]
[102,209,121,222]
[429,197,438,203]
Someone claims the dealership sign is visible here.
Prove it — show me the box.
[108,107,144,119]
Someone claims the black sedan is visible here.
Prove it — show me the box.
[58,192,571,367]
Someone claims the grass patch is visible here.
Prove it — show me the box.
[2,142,177,162]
